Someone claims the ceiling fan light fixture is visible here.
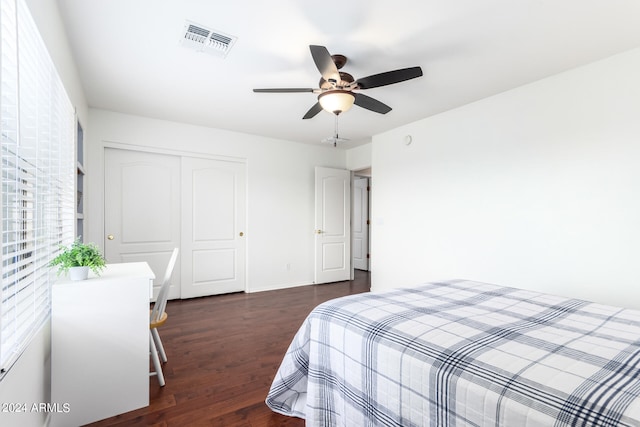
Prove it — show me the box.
[318,90,355,115]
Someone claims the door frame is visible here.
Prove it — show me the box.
[350,167,372,280]
[351,175,370,272]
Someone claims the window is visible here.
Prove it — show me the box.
[0,0,75,377]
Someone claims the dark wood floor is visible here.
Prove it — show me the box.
[86,271,370,427]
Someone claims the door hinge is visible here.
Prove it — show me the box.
[366,219,370,225]
[367,186,371,191]
[367,253,370,259]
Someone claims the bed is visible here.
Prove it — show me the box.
[266,279,640,426]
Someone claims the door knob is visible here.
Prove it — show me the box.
[315,230,323,234]
[107,234,114,240]
[239,232,244,237]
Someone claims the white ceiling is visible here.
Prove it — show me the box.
[55,0,640,149]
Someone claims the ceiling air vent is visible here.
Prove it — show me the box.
[180,21,237,58]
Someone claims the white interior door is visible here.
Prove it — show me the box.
[180,157,246,298]
[314,166,351,284]
[352,177,369,271]
[104,148,181,300]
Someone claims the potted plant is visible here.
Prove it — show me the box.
[49,238,106,280]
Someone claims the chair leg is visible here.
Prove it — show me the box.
[149,331,165,386]
[151,327,167,363]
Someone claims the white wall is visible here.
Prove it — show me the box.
[346,143,372,171]
[372,48,640,309]
[25,0,88,125]
[85,109,346,292]
[0,2,87,426]
[0,325,51,427]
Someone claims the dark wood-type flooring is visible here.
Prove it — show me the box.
[86,270,371,427]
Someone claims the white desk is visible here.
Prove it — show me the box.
[50,262,155,427]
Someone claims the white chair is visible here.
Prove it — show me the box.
[149,247,179,386]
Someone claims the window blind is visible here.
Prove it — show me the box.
[0,0,75,377]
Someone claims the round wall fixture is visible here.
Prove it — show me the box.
[404,135,413,145]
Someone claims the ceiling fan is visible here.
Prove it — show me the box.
[253,45,423,119]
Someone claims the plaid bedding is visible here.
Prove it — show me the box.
[266,280,640,426]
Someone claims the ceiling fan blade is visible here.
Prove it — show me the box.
[354,93,392,114]
[309,45,340,83]
[253,88,315,93]
[355,66,423,90]
[302,102,323,119]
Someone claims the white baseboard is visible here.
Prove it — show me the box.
[246,280,313,293]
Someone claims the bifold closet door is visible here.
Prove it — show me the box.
[104,148,182,300]
[180,157,246,298]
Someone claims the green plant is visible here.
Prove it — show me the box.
[49,238,106,276]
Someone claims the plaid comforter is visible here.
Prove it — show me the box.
[266,280,640,426]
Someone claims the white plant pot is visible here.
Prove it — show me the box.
[69,266,89,281]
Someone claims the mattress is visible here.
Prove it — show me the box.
[266,280,640,426]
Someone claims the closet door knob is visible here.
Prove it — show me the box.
[107,234,114,240]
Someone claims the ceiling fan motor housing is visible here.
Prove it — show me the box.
[319,71,354,89]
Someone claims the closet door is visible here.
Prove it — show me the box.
[104,148,182,300]
[180,157,246,298]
